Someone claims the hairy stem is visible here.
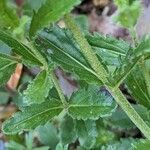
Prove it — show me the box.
[51,71,68,108]
[109,87,150,139]
[64,14,108,84]
[64,14,150,139]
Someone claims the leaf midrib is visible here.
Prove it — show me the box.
[9,105,64,130]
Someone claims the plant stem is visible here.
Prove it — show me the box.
[51,71,68,108]
[109,87,150,139]
[64,14,150,139]
[64,14,108,84]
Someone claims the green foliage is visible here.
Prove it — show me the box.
[0,31,43,67]
[36,123,59,149]
[126,64,150,108]
[76,120,97,149]
[68,86,117,120]
[114,0,141,28]
[102,138,137,150]
[2,99,63,134]
[60,115,77,144]
[0,0,19,30]
[131,140,150,150]
[6,132,49,150]
[0,0,150,149]
[37,25,101,85]
[23,70,52,105]
[108,105,150,129]
[29,0,81,37]
[0,53,18,85]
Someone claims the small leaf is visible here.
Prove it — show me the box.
[0,31,43,67]
[37,25,101,85]
[37,122,59,149]
[2,99,63,135]
[0,53,18,86]
[23,70,52,105]
[68,86,117,120]
[29,0,81,37]
[0,0,19,30]
[60,115,77,144]
[75,120,97,149]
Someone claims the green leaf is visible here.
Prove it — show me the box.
[74,15,89,34]
[86,33,129,56]
[0,31,43,67]
[0,40,11,54]
[135,37,150,56]
[23,70,52,105]
[126,64,150,108]
[95,124,116,147]
[114,0,141,28]
[37,25,101,85]
[60,115,77,145]
[37,122,59,149]
[0,0,19,30]
[0,53,18,86]
[110,37,150,87]
[5,141,26,150]
[68,86,117,120]
[27,0,46,12]
[102,138,137,150]
[86,32,129,67]
[131,140,150,150]
[29,0,81,37]
[75,120,97,149]
[2,99,63,135]
[55,143,68,150]
[108,105,150,129]
[110,52,142,87]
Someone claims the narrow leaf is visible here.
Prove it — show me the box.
[23,70,52,105]
[30,0,81,37]
[0,31,43,67]
[37,25,101,85]
[2,99,63,135]
[0,53,18,85]
[68,86,117,120]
